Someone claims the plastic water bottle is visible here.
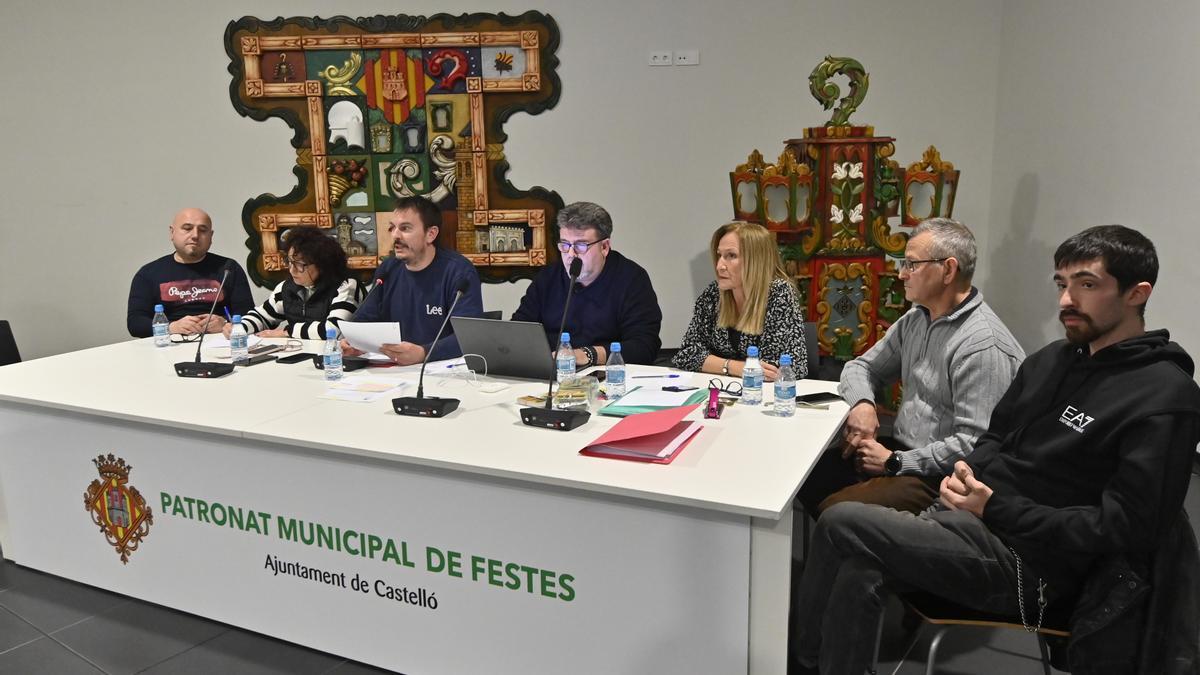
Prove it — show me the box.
[229,316,249,365]
[152,304,170,347]
[606,341,626,398]
[323,327,343,381]
[556,332,576,383]
[742,345,763,405]
[774,353,797,417]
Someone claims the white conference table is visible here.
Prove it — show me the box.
[0,338,846,674]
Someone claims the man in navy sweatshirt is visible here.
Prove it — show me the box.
[346,196,483,365]
[126,207,254,337]
[789,225,1200,675]
[512,202,663,367]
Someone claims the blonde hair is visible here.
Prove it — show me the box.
[711,221,794,335]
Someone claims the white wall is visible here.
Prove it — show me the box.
[984,0,1200,353]
[0,0,1003,360]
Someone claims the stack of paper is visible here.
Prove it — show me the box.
[339,321,402,361]
[599,386,708,417]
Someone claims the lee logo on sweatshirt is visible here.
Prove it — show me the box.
[425,304,444,316]
[1059,405,1095,433]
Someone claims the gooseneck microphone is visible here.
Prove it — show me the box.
[358,277,384,310]
[392,277,470,418]
[521,257,591,431]
[175,263,235,378]
[545,258,584,406]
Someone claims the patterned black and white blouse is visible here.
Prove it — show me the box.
[672,278,808,378]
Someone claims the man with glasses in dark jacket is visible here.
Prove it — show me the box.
[512,201,663,367]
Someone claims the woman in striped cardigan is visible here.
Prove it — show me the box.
[226,228,366,340]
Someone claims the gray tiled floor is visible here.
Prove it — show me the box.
[0,561,395,675]
[1,472,1196,674]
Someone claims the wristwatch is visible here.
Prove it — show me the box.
[885,451,903,476]
[721,359,731,376]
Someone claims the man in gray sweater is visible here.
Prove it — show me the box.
[797,218,1024,515]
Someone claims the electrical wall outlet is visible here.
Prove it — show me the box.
[648,50,672,66]
[674,49,700,66]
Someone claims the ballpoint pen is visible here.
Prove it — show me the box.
[631,374,680,379]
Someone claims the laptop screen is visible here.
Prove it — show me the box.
[450,317,556,380]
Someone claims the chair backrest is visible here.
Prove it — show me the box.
[0,321,20,366]
[804,321,819,370]
[653,347,679,368]
[481,310,503,320]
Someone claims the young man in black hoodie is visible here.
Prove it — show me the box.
[789,225,1200,675]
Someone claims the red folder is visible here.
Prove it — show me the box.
[580,404,703,464]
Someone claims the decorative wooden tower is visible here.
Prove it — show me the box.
[730,56,960,364]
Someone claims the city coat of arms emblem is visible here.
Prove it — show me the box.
[84,454,152,564]
[382,65,408,102]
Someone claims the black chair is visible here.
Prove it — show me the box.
[653,347,678,368]
[804,321,819,371]
[0,320,20,366]
[887,591,1069,675]
[481,310,502,320]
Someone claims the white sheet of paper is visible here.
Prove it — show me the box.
[606,385,698,408]
[202,334,265,359]
[423,357,469,377]
[340,321,402,354]
[203,334,263,349]
[320,376,409,403]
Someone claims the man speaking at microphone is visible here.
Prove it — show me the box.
[512,201,662,367]
[126,207,254,337]
[346,196,483,365]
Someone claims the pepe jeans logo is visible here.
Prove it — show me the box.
[160,280,221,304]
[1058,405,1096,434]
[84,454,153,564]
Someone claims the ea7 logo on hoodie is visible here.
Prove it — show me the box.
[1059,405,1095,433]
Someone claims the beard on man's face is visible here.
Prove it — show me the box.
[1060,309,1098,345]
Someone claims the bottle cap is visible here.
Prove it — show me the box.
[747,345,759,357]
[154,304,164,312]
[327,327,338,339]
[610,342,621,352]
[780,354,792,366]
[231,315,242,323]
[561,332,571,342]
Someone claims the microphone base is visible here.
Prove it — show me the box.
[393,396,461,418]
[175,361,235,378]
[521,406,591,431]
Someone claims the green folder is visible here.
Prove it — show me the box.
[599,386,709,418]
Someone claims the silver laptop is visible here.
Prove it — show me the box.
[450,317,556,380]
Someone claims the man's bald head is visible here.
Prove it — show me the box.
[169,208,214,264]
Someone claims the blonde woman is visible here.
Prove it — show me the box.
[673,221,808,381]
